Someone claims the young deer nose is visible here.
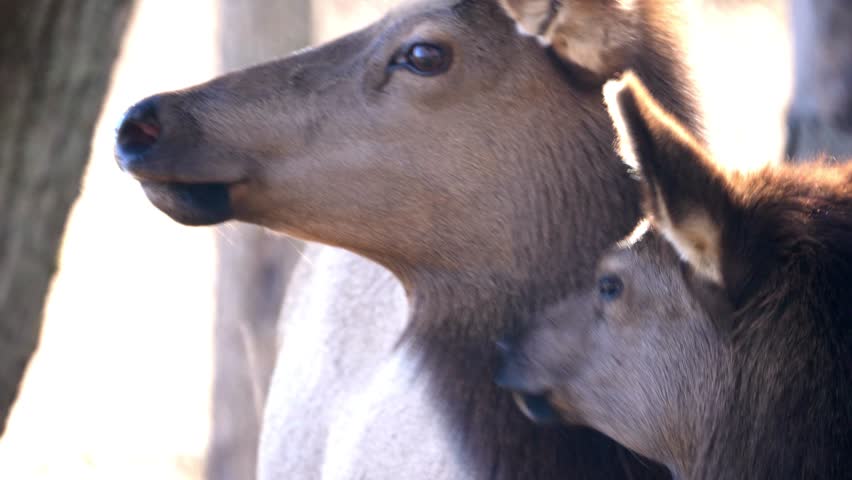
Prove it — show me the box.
[496,339,513,357]
[494,337,525,390]
[115,97,161,169]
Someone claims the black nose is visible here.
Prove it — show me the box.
[116,97,161,169]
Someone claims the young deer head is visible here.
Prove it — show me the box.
[497,73,852,479]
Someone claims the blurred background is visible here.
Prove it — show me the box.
[0,0,848,479]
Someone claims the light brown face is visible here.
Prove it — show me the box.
[496,231,729,463]
[114,0,631,275]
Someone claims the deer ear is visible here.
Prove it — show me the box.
[497,0,553,38]
[498,0,639,78]
[605,73,733,285]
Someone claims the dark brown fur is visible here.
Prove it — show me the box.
[115,1,699,478]
[499,74,852,479]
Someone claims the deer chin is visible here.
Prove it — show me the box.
[140,181,234,226]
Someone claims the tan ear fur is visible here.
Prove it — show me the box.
[497,0,554,38]
[605,72,731,284]
[498,0,642,76]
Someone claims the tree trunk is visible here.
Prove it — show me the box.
[786,0,852,160]
[206,2,310,479]
[0,0,132,436]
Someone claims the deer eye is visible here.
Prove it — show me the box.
[597,275,624,301]
[393,43,451,76]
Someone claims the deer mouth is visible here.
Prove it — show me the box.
[512,393,562,425]
[140,181,235,226]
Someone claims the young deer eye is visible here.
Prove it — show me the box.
[597,275,624,301]
[392,43,451,76]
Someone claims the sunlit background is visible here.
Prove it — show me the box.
[0,1,791,478]
[0,2,219,478]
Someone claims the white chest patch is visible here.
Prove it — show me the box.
[321,347,473,480]
[259,248,473,479]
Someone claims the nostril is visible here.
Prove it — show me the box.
[116,98,161,161]
[120,118,160,148]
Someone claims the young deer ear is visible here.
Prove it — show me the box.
[605,73,733,285]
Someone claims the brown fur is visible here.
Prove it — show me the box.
[115,1,700,478]
[498,74,852,479]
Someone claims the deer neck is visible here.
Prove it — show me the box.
[632,0,704,140]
